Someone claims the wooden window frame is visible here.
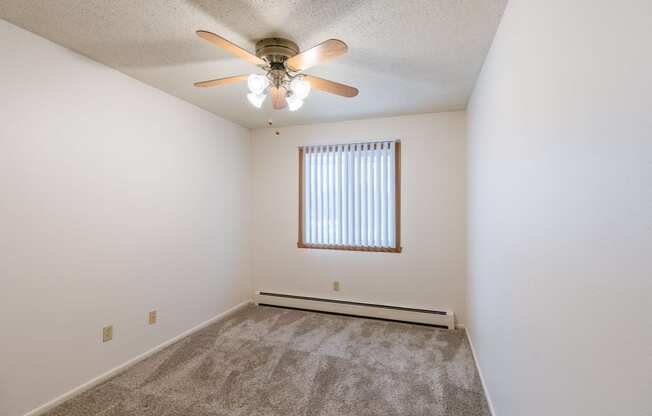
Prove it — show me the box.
[297,142,401,253]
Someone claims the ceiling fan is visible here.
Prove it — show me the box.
[193,31,359,111]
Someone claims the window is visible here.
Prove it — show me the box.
[298,140,401,253]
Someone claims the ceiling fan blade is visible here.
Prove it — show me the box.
[193,75,248,88]
[271,87,287,109]
[196,30,265,66]
[303,75,359,97]
[286,39,348,71]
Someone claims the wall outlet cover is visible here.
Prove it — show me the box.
[102,325,113,343]
[149,310,157,325]
[333,281,341,291]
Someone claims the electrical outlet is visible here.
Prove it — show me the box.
[333,281,341,291]
[102,325,113,343]
[148,310,157,325]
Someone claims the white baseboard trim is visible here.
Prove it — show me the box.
[23,299,252,416]
[464,327,496,416]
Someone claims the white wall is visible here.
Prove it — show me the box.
[251,113,468,323]
[467,1,652,415]
[0,21,252,416]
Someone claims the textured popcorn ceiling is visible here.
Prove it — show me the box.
[1,1,506,128]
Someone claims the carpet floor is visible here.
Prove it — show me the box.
[44,304,490,416]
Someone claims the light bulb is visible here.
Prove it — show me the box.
[286,93,304,111]
[290,77,311,100]
[247,74,269,94]
[288,99,303,111]
[247,92,266,108]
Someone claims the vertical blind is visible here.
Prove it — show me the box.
[300,140,399,250]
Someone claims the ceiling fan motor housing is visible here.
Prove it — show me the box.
[255,38,299,63]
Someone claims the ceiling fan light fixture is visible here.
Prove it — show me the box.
[247,74,269,94]
[286,93,304,111]
[290,77,311,100]
[194,31,358,113]
[247,92,267,108]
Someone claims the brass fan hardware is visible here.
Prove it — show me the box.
[193,30,359,111]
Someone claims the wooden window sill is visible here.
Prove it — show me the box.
[297,242,402,253]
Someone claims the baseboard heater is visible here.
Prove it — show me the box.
[254,291,454,329]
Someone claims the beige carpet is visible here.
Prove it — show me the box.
[45,304,490,416]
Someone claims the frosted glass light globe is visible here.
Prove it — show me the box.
[286,93,304,111]
[247,92,266,108]
[247,74,269,94]
[290,77,311,100]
